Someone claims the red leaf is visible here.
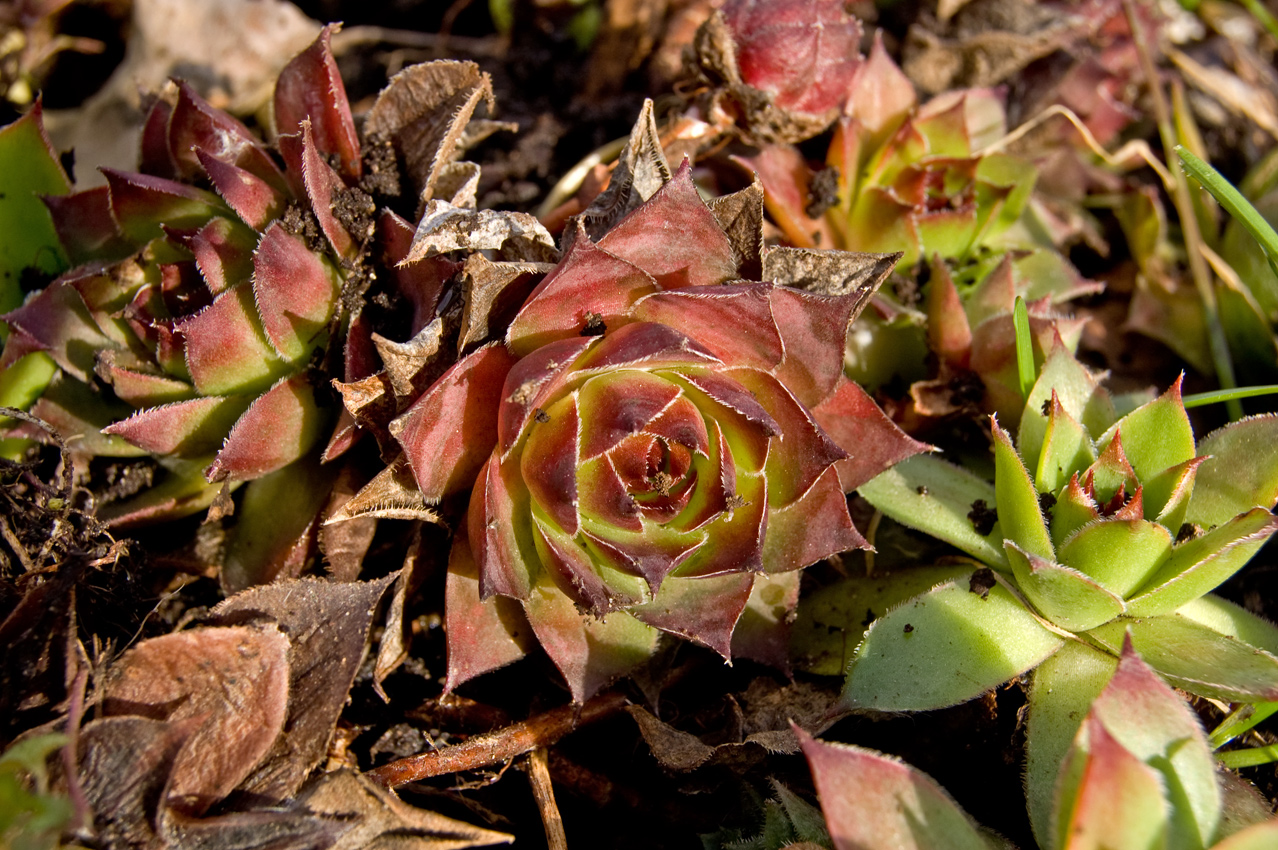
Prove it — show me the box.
[176,284,288,396]
[444,527,531,692]
[508,234,659,356]
[274,24,361,181]
[251,222,340,361]
[168,80,283,185]
[296,119,357,258]
[205,373,327,481]
[761,465,866,573]
[102,394,250,456]
[496,336,596,456]
[43,187,132,265]
[198,150,287,232]
[811,376,931,492]
[631,571,755,658]
[597,162,738,290]
[722,0,863,118]
[103,168,224,246]
[521,391,581,534]
[468,452,539,599]
[392,342,518,502]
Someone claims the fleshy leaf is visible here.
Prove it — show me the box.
[857,453,1006,569]
[596,162,737,290]
[1025,641,1118,845]
[1057,519,1173,599]
[798,728,996,850]
[523,575,658,702]
[1125,508,1278,617]
[630,571,755,658]
[761,466,865,573]
[1097,376,1196,484]
[443,527,531,693]
[1034,393,1096,496]
[841,579,1062,711]
[392,343,517,502]
[1087,616,1278,703]
[1187,414,1278,530]
[993,418,1053,560]
[273,24,361,180]
[1071,637,1221,848]
[177,284,290,396]
[1004,540,1125,632]
[811,376,930,493]
[251,222,340,362]
[102,394,251,457]
[205,373,326,481]
[1053,715,1170,850]
[1175,594,1278,657]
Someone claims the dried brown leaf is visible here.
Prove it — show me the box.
[77,715,188,848]
[210,574,398,801]
[458,255,550,352]
[319,465,380,582]
[706,178,765,280]
[373,318,447,403]
[569,99,671,245]
[407,202,558,264]
[760,246,899,316]
[296,768,513,849]
[326,457,443,522]
[364,60,497,203]
[101,625,291,813]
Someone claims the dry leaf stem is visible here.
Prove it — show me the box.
[366,690,630,788]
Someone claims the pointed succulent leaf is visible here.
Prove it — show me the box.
[841,579,1063,712]
[1187,415,1278,530]
[167,215,257,297]
[846,31,916,145]
[1087,617,1278,703]
[1004,540,1126,632]
[102,394,251,457]
[168,80,282,185]
[295,119,361,259]
[1212,820,1278,850]
[443,526,531,693]
[273,24,361,180]
[761,466,867,572]
[468,452,540,600]
[251,222,340,362]
[926,257,972,367]
[797,727,998,850]
[1073,637,1222,848]
[96,460,225,527]
[1035,393,1097,495]
[1146,456,1206,534]
[1058,519,1173,599]
[1175,595,1278,657]
[205,373,327,482]
[507,234,658,357]
[1053,714,1170,850]
[103,168,226,246]
[811,376,931,493]
[857,453,1006,568]
[42,186,133,265]
[1125,508,1278,617]
[1098,377,1196,484]
[1,279,121,382]
[392,343,518,502]
[1085,431,1139,508]
[1019,339,1114,473]
[993,418,1054,560]
[197,150,287,232]
[596,162,738,290]
[524,573,659,703]
[631,571,755,659]
[177,284,290,396]
[0,101,70,317]
[1025,641,1119,846]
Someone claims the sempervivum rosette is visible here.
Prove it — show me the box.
[0,26,372,523]
[387,162,928,700]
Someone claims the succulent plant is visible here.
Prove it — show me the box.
[796,338,1278,840]
[354,143,927,701]
[0,26,377,528]
[798,640,1278,850]
[744,35,1038,268]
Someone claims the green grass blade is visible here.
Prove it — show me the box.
[1182,384,1278,409]
[1218,743,1278,770]
[1209,701,1278,749]
[1177,145,1278,281]
[1013,295,1034,401]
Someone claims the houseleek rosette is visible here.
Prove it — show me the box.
[386,163,927,700]
[0,27,365,522]
[815,339,1278,841]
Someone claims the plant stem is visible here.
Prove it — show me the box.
[365,689,629,788]
[1125,0,1242,420]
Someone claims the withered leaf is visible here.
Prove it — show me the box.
[296,768,513,849]
[761,246,899,319]
[101,625,291,813]
[159,806,346,850]
[210,574,398,801]
[325,457,443,523]
[902,0,1080,95]
[318,465,381,583]
[373,526,444,695]
[373,317,447,403]
[706,178,765,280]
[363,61,497,203]
[628,679,841,773]
[77,715,189,848]
[569,98,671,245]
[458,255,550,352]
[406,201,559,264]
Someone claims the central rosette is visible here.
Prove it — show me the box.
[476,322,786,616]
